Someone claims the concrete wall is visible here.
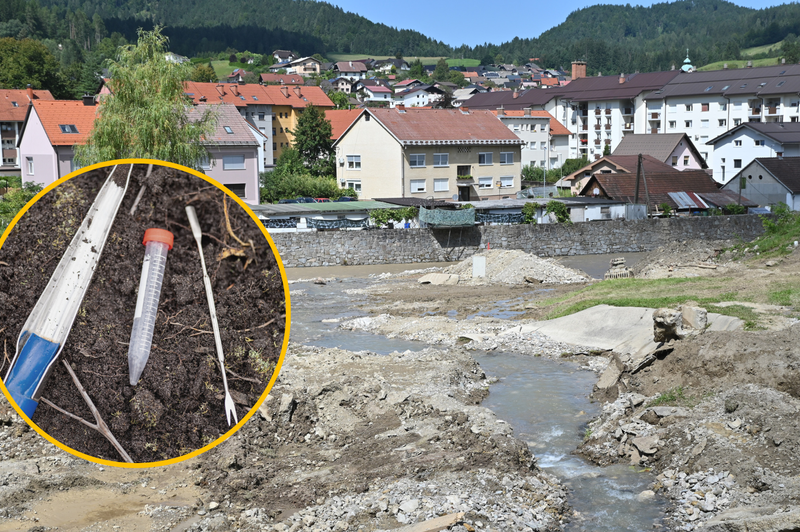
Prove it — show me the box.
[270,214,765,268]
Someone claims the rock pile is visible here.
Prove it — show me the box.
[443,249,589,285]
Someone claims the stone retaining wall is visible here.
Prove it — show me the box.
[269,215,765,268]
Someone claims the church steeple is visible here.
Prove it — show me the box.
[681,49,694,72]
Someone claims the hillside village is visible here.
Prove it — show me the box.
[3,49,800,230]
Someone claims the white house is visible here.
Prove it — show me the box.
[491,108,571,170]
[722,156,800,210]
[705,122,800,183]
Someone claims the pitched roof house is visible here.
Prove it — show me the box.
[333,107,524,201]
[613,133,708,170]
[334,61,369,80]
[18,99,99,186]
[561,154,676,194]
[260,73,305,85]
[706,122,800,183]
[578,167,720,211]
[722,156,800,210]
[1,87,54,176]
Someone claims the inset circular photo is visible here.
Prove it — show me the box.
[0,160,289,465]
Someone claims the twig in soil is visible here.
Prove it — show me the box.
[234,315,285,333]
[129,164,153,216]
[223,195,249,248]
[3,338,8,371]
[42,359,133,463]
[0,261,8,266]
[226,369,263,384]
[169,321,212,336]
[168,220,227,246]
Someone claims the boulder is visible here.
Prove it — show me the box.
[653,308,684,342]
[682,306,708,330]
[418,273,459,285]
[704,507,800,532]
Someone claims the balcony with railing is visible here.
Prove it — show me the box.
[650,112,661,120]
[605,109,611,115]
[604,124,611,130]
[595,109,601,115]
[650,127,660,134]
[766,106,779,115]
[622,108,633,115]
[604,139,611,145]
[595,124,601,130]
[749,107,762,116]
[623,122,634,130]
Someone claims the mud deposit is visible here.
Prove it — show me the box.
[0,164,286,463]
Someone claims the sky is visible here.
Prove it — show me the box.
[328,0,789,48]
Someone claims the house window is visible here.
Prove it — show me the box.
[346,155,361,169]
[410,179,426,193]
[225,183,247,197]
[734,159,742,168]
[734,118,742,126]
[223,155,245,170]
[669,121,676,129]
[720,103,727,111]
[685,120,692,128]
[409,154,425,167]
[258,112,265,120]
[701,152,708,161]
[478,177,492,189]
[701,119,709,128]
[273,143,277,151]
[734,140,742,147]
[58,124,79,133]
[433,178,449,192]
[500,152,514,164]
[345,180,361,194]
[683,155,689,166]
[719,119,726,127]
[671,156,678,166]
[26,157,34,175]
[701,103,709,112]
[755,140,765,146]
[500,175,513,188]
[685,104,693,111]
[199,156,211,170]
[2,157,15,166]
[224,126,234,134]
[478,152,492,165]
[740,176,747,190]
[540,160,546,167]
[433,153,449,167]
[668,104,677,113]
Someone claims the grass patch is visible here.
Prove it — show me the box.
[648,386,688,407]
[768,283,800,307]
[699,57,782,71]
[327,53,480,67]
[728,206,800,259]
[706,304,764,330]
[741,40,784,57]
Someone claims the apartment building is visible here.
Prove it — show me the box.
[491,108,571,169]
[333,107,523,201]
[641,63,800,177]
[0,87,54,177]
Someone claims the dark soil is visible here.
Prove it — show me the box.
[0,163,287,463]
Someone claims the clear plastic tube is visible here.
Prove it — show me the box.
[128,228,173,385]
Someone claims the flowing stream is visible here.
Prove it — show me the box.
[288,260,665,531]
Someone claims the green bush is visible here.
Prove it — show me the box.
[0,181,43,230]
[724,203,746,215]
[545,200,571,224]
[369,207,418,227]
[659,202,672,216]
[260,171,346,203]
[521,202,537,224]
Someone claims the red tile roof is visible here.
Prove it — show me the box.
[183,82,270,107]
[365,108,524,145]
[188,103,258,145]
[540,78,560,87]
[490,110,571,136]
[262,85,334,109]
[326,109,362,140]
[0,89,54,121]
[31,100,98,146]
[336,61,367,72]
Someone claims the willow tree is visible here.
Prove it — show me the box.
[75,26,216,168]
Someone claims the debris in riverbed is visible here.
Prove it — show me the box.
[443,249,589,285]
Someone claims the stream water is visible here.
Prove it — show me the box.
[288,258,666,531]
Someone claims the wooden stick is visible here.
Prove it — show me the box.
[234,315,285,333]
[42,359,133,463]
[223,195,248,247]
[128,164,153,216]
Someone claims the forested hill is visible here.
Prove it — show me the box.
[35,0,453,57]
[474,0,800,74]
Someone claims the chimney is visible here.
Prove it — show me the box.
[524,107,531,116]
[460,106,469,114]
[349,61,353,67]
[782,58,786,64]
[26,84,33,101]
[619,73,625,84]
[671,64,676,71]
[82,94,95,106]
[396,104,405,112]
[723,63,728,70]
[747,61,753,68]
[281,86,289,98]
[293,86,302,98]
[497,106,505,116]
[512,90,519,99]
[571,61,587,80]
[230,85,239,96]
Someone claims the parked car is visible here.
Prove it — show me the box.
[278,198,301,204]
[314,198,332,203]
[336,196,357,202]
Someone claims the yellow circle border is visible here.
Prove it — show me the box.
[0,158,291,468]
